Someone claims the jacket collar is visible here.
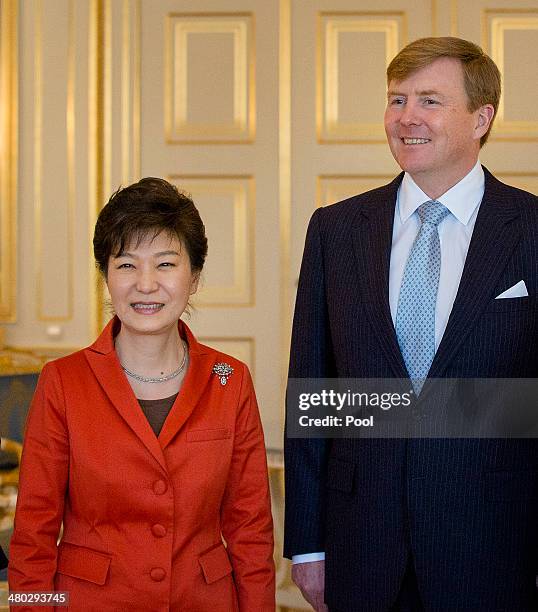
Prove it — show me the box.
[85,317,217,470]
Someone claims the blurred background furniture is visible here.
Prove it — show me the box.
[0,338,44,608]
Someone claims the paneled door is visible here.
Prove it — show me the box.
[133,1,283,447]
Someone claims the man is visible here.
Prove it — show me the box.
[285,37,538,611]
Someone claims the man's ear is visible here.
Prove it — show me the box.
[475,104,495,139]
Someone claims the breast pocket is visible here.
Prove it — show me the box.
[483,296,538,314]
[186,428,231,442]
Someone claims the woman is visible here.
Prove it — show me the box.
[9,178,275,611]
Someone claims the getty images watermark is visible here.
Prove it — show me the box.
[297,388,412,428]
[286,378,538,438]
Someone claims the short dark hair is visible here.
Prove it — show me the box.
[93,177,207,276]
[387,37,501,146]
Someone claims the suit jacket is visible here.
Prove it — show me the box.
[285,168,538,612]
[9,318,275,612]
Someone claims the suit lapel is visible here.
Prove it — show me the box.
[158,326,216,450]
[351,175,408,378]
[85,321,167,471]
[429,169,521,377]
[84,318,217,468]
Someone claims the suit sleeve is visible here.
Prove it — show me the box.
[284,208,334,559]
[8,362,69,608]
[220,365,275,612]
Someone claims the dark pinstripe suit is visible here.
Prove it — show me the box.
[284,168,538,611]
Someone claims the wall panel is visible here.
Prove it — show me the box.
[165,12,255,143]
[483,10,538,140]
[317,11,406,142]
[35,0,74,321]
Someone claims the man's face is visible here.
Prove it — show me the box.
[384,57,490,194]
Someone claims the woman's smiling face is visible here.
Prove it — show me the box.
[106,231,199,336]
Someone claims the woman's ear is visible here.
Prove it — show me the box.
[190,272,200,295]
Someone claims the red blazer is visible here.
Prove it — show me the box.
[9,318,275,611]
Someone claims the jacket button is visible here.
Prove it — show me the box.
[150,567,166,581]
[153,480,167,495]
[152,524,167,538]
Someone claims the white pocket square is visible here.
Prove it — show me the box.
[495,280,529,299]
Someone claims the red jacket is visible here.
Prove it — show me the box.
[9,318,275,611]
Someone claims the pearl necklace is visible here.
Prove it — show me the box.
[121,341,187,383]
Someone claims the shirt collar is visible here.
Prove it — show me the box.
[397,160,485,226]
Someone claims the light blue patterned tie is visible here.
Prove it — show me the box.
[396,200,450,393]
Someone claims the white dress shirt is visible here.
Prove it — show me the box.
[389,160,484,348]
[292,160,485,565]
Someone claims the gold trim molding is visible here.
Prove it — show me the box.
[91,0,141,336]
[165,12,255,144]
[121,0,141,184]
[317,11,407,143]
[89,0,105,338]
[0,0,18,322]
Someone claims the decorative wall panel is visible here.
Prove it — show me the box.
[165,13,255,143]
[317,11,406,142]
[483,10,538,140]
[34,0,74,321]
